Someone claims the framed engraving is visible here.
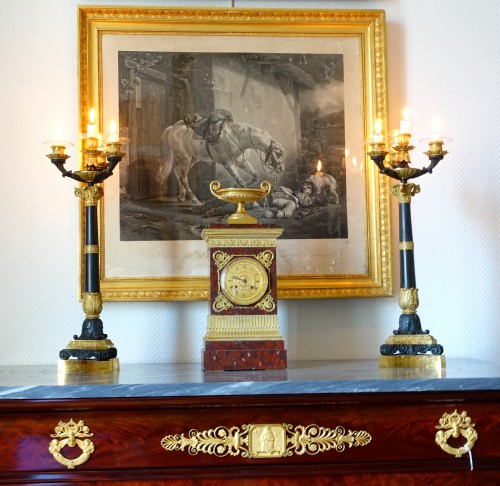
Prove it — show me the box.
[78,7,392,301]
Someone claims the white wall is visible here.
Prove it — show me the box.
[1,0,499,365]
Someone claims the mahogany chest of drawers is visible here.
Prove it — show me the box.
[0,360,499,485]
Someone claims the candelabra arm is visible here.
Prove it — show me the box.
[370,154,401,180]
[403,156,444,180]
[93,156,121,184]
[49,158,88,184]
[422,154,445,175]
[106,155,121,173]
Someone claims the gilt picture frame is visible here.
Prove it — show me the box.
[78,7,392,301]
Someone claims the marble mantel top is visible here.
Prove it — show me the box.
[0,359,499,400]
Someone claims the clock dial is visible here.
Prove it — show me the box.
[220,257,269,305]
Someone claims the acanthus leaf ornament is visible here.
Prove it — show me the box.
[399,288,419,314]
[82,292,103,318]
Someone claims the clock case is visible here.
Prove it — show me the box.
[202,224,287,371]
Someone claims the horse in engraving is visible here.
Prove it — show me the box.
[159,119,285,205]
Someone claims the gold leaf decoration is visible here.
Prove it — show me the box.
[161,423,372,459]
[435,410,478,458]
[49,419,95,469]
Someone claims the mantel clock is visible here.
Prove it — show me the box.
[201,182,286,371]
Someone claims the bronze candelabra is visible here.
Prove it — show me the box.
[46,113,126,373]
[368,113,449,368]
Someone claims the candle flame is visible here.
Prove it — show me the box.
[345,148,349,158]
[89,108,95,125]
[352,156,357,168]
[402,107,410,121]
[316,160,322,172]
[375,118,382,135]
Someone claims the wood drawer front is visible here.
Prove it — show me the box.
[0,392,498,479]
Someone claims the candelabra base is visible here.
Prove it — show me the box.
[381,333,444,351]
[58,338,119,373]
[379,354,446,369]
[58,357,120,374]
[379,334,446,368]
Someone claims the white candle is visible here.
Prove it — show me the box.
[108,119,119,143]
[53,122,66,148]
[371,118,384,143]
[87,108,97,137]
[399,107,411,134]
[430,117,443,142]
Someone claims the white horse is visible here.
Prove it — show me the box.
[159,120,285,205]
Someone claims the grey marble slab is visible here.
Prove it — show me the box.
[0,359,499,400]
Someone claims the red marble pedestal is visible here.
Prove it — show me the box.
[203,340,287,371]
